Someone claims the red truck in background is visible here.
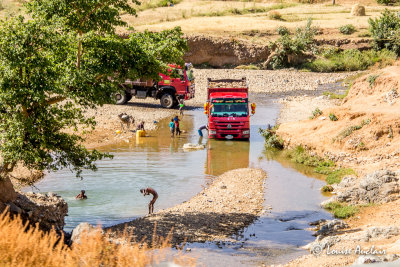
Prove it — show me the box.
[115,63,195,108]
[204,77,255,140]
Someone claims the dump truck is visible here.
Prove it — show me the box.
[115,63,195,108]
[204,77,255,140]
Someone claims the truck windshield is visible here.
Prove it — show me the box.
[210,98,248,117]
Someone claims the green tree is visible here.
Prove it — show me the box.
[369,10,400,55]
[0,0,187,180]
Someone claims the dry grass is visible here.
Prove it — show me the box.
[0,211,195,267]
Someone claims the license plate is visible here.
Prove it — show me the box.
[225,135,233,140]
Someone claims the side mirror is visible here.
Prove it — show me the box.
[251,103,256,115]
[204,102,209,114]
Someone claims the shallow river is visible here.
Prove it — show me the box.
[25,94,332,265]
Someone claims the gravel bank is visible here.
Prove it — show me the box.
[106,168,266,245]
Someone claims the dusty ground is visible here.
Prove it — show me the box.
[276,64,400,266]
[106,168,266,245]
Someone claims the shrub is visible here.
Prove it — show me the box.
[303,49,397,72]
[310,107,322,119]
[329,113,338,121]
[339,24,356,35]
[369,10,400,55]
[376,0,399,6]
[277,26,290,36]
[358,31,371,37]
[368,74,380,87]
[259,125,284,149]
[235,64,260,70]
[325,202,359,219]
[269,10,282,20]
[267,18,317,69]
[321,185,334,192]
[326,168,356,184]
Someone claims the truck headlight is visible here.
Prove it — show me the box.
[209,130,216,135]
[242,130,250,135]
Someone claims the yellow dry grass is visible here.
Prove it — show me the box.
[0,211,195,267]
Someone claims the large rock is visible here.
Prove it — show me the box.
[14,192,68,232]
[0,177,17,203]
[328,170,400,205]
[71,222,98,243]
[351,4,365,16]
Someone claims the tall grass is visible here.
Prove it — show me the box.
[0,211,195,267]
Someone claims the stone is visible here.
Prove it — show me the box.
[364,226,399,242]
[353,255,381,265]
[71,222,97,242]
[183,143,205,150]
[316,219,349,236]
[6,203,22,214]
[351,4,365,16]
[0,177,17,203]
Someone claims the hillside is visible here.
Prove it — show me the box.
[277,64,400,175]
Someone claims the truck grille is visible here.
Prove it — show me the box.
[215,121,244,130]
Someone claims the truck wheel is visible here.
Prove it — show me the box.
[160,93,174,109]
[115,91,129,105]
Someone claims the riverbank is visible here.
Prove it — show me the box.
[275,64,400,266]
[106,168,266,245]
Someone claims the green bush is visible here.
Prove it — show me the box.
[369,10,400,55]
[325,202,359,219]
[267,18,317,69]
[310,107,322,119]
[376,0,399,6]
[326,168,356,184]
[269,11,282,20]
[339,24,356,35]
[303,49,397,72]
[277,26,290,36]
[259,125,284,149]
[368,74,380,87]
[321,185,334,192]
[329,113,338,121]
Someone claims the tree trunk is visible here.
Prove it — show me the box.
[77,32,83,69]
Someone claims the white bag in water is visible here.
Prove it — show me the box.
[183,143,205,150]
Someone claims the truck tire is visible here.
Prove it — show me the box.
[160,93,174,109]
[115,91,129,105]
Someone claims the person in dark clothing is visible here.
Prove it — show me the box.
[140,187,158,214]
[174,116,181,136]
[76,190,87,200]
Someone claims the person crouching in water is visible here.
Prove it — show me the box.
[76,190,87,200]
[169,118,175,137]
[140,187,158,214]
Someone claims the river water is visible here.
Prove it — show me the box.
[25,93,332,265]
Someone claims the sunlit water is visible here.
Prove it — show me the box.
[24,93,332,265]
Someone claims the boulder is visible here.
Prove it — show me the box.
[71,222,97,243]
[351,4,365,16]
[0,177,17,203]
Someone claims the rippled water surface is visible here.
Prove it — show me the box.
[25,93,332,265]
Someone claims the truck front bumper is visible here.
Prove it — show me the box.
[209,129,250,140]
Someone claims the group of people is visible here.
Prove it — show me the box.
[169,116,182,137]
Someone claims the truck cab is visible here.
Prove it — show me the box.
[204,78,255,140]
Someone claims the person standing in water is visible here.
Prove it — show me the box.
[140,188,158,214]
[76,190,87,200]
[169,118,175,137]
[174,116,181,136]
[179,100,184,116]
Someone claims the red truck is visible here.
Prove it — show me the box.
[204,77,255,140]
[115,63,195,108]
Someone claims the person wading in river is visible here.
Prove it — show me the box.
[140,187,158,214]
[76,190,87,200]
